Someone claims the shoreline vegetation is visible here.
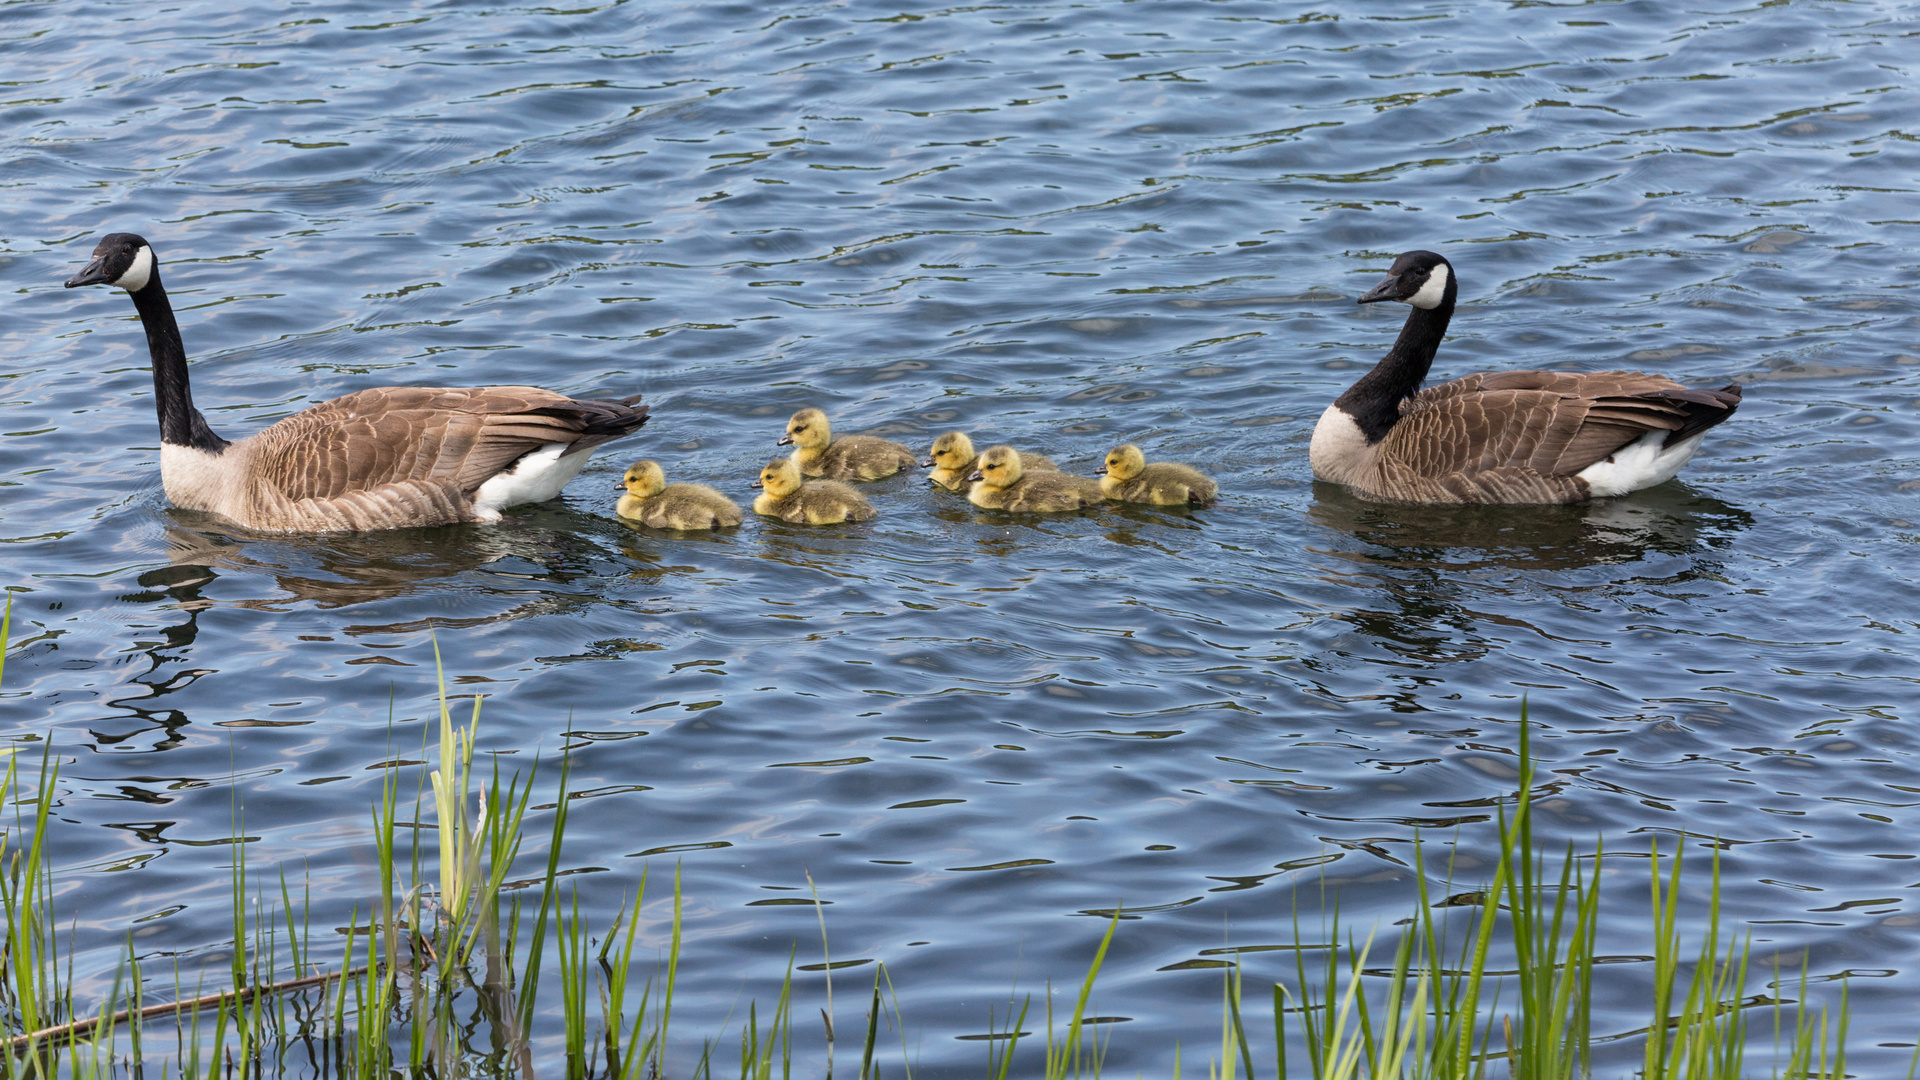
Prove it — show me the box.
[0,603,1888,1078]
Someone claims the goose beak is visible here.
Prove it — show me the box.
[65,256,112,289]
[918,456,934,468]
[1359,272,1405,303]
[776,435,794,446]
[1357,273,1406,305]
[749,478,764,489]
[1095,467,1108,475]
[966,470,983,482]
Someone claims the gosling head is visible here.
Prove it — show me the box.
[967,444,1024,489]
[778,407,832,450]
[752,456,804,499]
[923,431,977,471]
[1356,250,1454,312]
[1101,443,1147,481]
[65,232,158,293]
[620,460,666,498]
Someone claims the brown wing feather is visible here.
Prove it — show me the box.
[1391,370,1707,480]
[245,386,647,503]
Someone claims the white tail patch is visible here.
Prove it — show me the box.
[1577,429,1706,497]
[472,443,589,520]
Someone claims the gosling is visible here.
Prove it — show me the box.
[615,460,744,530]
[967,445,1104,512]
[1098,444,1219,508]
[922,431,1057,491]
[752,457,877,524]
[779,407,916,480]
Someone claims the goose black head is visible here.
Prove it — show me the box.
[66,232,157,292]
[1357,250,1453,311]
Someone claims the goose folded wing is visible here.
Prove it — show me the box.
[249,386,647,501]
[1392,372,1700,479]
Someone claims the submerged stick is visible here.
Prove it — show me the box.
[6,964,372,1052]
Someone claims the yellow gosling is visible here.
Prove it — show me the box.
[966,444,1104,512]
[1099,444,1219,508]
[615,460,744,530]
[751,457,877,524]
[779,407,916,480]
[922,431,1056,491]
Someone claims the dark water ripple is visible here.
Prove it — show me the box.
[4,0,1920,1071]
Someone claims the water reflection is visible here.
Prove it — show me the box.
[156,514,615,617]
[1306,484,1753,572]
[103,562,221,754]
[1303,484,1755,672]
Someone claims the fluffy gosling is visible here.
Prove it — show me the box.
[752,457,877,524]
[922,431,1057,491]
[615,460,744,530]
[779,407,916,480]
[967,445,1104,512]
[1099,444,1218,508]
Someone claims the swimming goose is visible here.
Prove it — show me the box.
[922,431,1056,491]
[967,445,1104,512]
[1309,250,1742,505]
[615,460,743,530]
[1099,444,1218,507]
[751,457,876,524]
[65,233,650,534]
[779,408,916,480]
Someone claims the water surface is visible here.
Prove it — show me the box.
[3,0,1919,1071]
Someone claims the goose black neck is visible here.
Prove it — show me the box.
[129,280,228,454]
[1335,295,1455,443]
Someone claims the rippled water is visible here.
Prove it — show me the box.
[4,0,1920,1070]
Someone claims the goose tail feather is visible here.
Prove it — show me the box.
[1652,384,1742,447]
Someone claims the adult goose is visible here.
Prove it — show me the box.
[65,232,649,534]
[1309,250,1741,505]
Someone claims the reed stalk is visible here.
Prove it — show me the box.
[0,606,1874,1077]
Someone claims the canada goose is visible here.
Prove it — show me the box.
[751,457,877,524]
[1098,444,1218,507]
[967,445,1104,512]
[64,233,649,534]
[615,460,743,530]
[779,408,916,480]
[922,431,1057,491]
[1309,250,1742,505]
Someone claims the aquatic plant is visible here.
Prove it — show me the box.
[0,603,1874,1076]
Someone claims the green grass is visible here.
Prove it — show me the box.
[0,601,1882,1077]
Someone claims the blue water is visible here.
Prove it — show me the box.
[4,0,1920,1071]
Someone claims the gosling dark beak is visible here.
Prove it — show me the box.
[1357,273,1407,305]
[776,435,794,446]
[966,471,983,482]
[919,456,935,468]
[65,256,112,289]
[749,478,764,489]
[1095,467,1108,476]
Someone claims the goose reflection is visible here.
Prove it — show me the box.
[1307,482,1752,572]
[152,509,687,623]
[100,561,223,753]
[1304,483,1753,668]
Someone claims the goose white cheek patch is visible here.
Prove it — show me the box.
[113,246,154,292]
[1406,262,1449,309]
